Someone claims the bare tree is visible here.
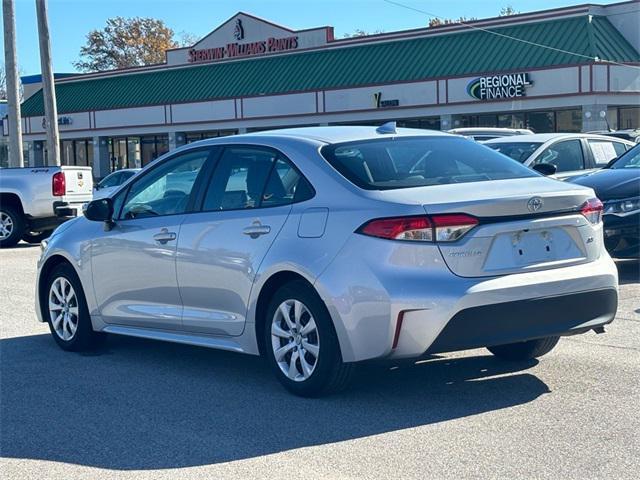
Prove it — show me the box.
[0,63,6,100]
[500,5,520,16]
[343,29,384,38]
[74,17,196,72]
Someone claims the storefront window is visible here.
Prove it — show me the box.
[61,140,74,165]
[75,140,93,166]
[526,111,555,133]
[398,117,441,130]
[140,135,169,166]
[618,107,639,129]
[185,129,238,142]
[555,109,581,133]
[497,113,525,129]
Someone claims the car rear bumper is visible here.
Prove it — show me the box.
[426,288,617,354]
[53,201,86,218]
[317,234,619,362]
[603,213,640,259]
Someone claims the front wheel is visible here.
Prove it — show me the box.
[487,336,560,361]
[264,280,354,397]
[43,263,106,351]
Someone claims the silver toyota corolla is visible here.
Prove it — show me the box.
[36,125,618,396]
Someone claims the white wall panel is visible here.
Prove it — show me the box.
[171,100,236,123]
[609,65,640,92]
[242,92,316,118]
[95,106,165,128]
[592,65,608,92]
[324,82,437,112]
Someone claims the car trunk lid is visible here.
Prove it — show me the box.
[376,178,601,277]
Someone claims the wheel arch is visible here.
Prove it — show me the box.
[37,254,80,322]
[254,270,313,356]
[0,192,25,215]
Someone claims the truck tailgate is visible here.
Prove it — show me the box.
[61,167,93,202]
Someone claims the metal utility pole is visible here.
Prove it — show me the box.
[2,0,24,167]
[35,0,59,166]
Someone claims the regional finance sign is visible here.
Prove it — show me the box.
[467,73,532,100]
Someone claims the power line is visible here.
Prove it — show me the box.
[382,0,640,71]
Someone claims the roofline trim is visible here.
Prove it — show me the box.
[48,2,631,83]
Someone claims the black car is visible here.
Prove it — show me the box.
[571,144,640,258]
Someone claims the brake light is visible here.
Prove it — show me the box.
[431,214,479,242]
[581,198,603,224]
[358,214,478,243]
[52,172,66,196]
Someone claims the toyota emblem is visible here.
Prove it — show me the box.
[527,196,543,212]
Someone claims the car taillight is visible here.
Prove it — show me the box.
[431,214,480,242]
[52,171,66,196]
[581,197,603,224]
[357,214,478,243]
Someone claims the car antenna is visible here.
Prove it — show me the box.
[376,121,397,134]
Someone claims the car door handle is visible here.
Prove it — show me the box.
[243,224,271,238]
[153,229,177,244]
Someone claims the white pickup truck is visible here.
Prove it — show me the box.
[0,166,93,247]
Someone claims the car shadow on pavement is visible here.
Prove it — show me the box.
[0,333,548,470]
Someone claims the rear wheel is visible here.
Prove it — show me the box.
[0,205,25,248]
[44,263,105,351]
[264,280,354,397]
[487,336,560,361]
[22,230,53,244]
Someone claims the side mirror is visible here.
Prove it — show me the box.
[532,163,557,176]
[84,198,113,223]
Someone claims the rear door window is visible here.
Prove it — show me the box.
[532,140,585,172]
[486,142,542,163]
[202,146,313,211]
[320,136,537,190]
[588,140,627,166]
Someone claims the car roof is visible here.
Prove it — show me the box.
[484,133,636,144]
[447,127,533,135]
[191,125,452,147]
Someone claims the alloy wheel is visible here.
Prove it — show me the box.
[0,212,14,240]
[270,299,320,382]
[48,277,79,341]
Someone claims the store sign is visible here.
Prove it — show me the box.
[467,73,532,100]
[41,116,73,129]
[188,19,299,63]
[373,92,400,108]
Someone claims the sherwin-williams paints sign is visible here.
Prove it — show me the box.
[467,73,532,100]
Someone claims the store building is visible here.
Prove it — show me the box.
[5,1,640,178]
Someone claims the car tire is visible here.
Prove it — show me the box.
[264,280,354,397]
[0,204,25,248]
[487,336,560,361]
[43,263,106,352]
[22,230,53,244]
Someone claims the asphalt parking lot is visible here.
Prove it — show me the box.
[0,244,638,480]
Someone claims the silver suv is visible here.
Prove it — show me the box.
[36,126,618,396]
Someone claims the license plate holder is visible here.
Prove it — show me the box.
[511,230,555,265]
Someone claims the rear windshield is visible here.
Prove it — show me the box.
[485,142,543,163]
[320,136,538,190]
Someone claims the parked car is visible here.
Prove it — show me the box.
[93,168,140,199]
[0,165,93,247]
[587,129,640,143]
[570,143,640,258]
[36,125,618,397]
[485,133,635,180]
[447,127,534,142]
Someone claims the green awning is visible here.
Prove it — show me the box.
[21,15,640,117]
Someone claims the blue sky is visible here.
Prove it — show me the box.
[3,0,620,75]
